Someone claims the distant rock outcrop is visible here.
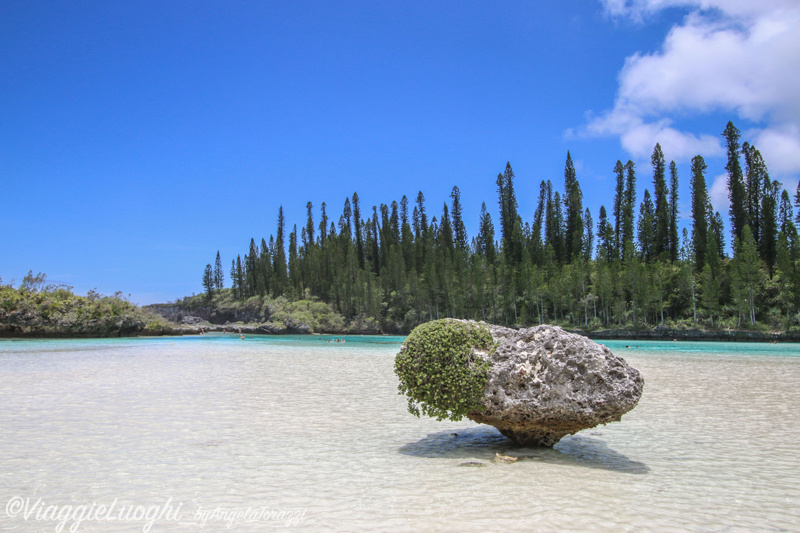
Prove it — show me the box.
[467,322,644,446]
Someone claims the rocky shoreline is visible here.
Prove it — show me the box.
[3,319,799,341]
[577,327,800,342]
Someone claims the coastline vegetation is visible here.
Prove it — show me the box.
[4,122,800,339]
[191,122,800,335]
[0,272,171,337]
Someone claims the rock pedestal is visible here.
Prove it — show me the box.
[466,322,644,446]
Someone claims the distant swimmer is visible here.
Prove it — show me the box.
[240,334,245,340]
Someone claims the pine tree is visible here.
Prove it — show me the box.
[414,191,429,272]
[450,186,467,250]
[416,191,428,236]
[400,195,413,271]
[532,181,547,263]
[700,245,722,328]
[553,191,566,263]
[497,163,522,264]
[597,205,614,261]
[340,198,352,239]
[563,152,584,263]
[776,231,798,329]
[795,181,800,228]
[760,178,779,274]
[246,238,258,296]
[288,225,300,294]
[709,211,726,259]
[544,181,563,261]
[304,201,315,250]
[638,189,656,262]
[202,264,214,296]
[583,207,593,260]
[235,255,245,300]
[731,226,762,326]
[705,222,724,327]
[476,202,496,264]
[319,202,328,245]
[273,206,288,294]
[668,161,680,262]
[742,142,762,248]
[778,191,799,263]
[384,201,397,246]
[621,161,637,261]
[613,160,625,256]
[229,259,238,299]
[440,203,454,255]
[690,155,709,270]
[724,121,747,244]
[651,144,670,259]
[779,190,795,236]
[370,206,381,274]
[213,251,224,289]
[353,192,364,269]
[260,238,271,295]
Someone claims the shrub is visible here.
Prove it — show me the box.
[394,319,495,422]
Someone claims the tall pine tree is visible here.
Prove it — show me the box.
[724,121,747,244]
[690,155,709,270]
[202,264,214,296]
[563,152,584,263]
[613,160,625,258]
[638,189,656,262]
[668,161,680,262]
[621,161,637,261]
[213,251,224,289]
[651,143,670,259]
[476,202,496,263]
[450,186,467,250]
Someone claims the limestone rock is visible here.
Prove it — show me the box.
[465,321,643,447]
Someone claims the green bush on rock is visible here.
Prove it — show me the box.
[394,319,495,421]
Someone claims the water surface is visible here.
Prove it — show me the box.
[1,334,798,531]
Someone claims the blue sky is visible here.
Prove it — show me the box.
[2,0,798,304]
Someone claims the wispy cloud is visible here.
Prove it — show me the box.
[580,0,800,178]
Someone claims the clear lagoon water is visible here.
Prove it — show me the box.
[0,334,798,531]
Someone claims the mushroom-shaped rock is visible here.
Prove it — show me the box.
[395,319,644,447]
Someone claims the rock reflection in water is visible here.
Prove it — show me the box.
[399,426,649,474]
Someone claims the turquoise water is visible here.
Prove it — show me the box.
[600,338,800,359]
[0,335,798,531]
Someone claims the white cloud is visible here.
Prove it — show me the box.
[750,125,800,178]
[584,109,722,161]
[583,1,800,177]
[601,0,796,20]
[708,172,729,214]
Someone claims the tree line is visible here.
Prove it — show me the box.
[201,122,800,332]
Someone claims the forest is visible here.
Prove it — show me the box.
[197,122,800,334]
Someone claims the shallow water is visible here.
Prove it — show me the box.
[0,334,798,531]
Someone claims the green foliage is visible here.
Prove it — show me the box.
[0,276,161,337]
[174,289,347,333]
[202,123,800,334]
[394,319,494,422]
